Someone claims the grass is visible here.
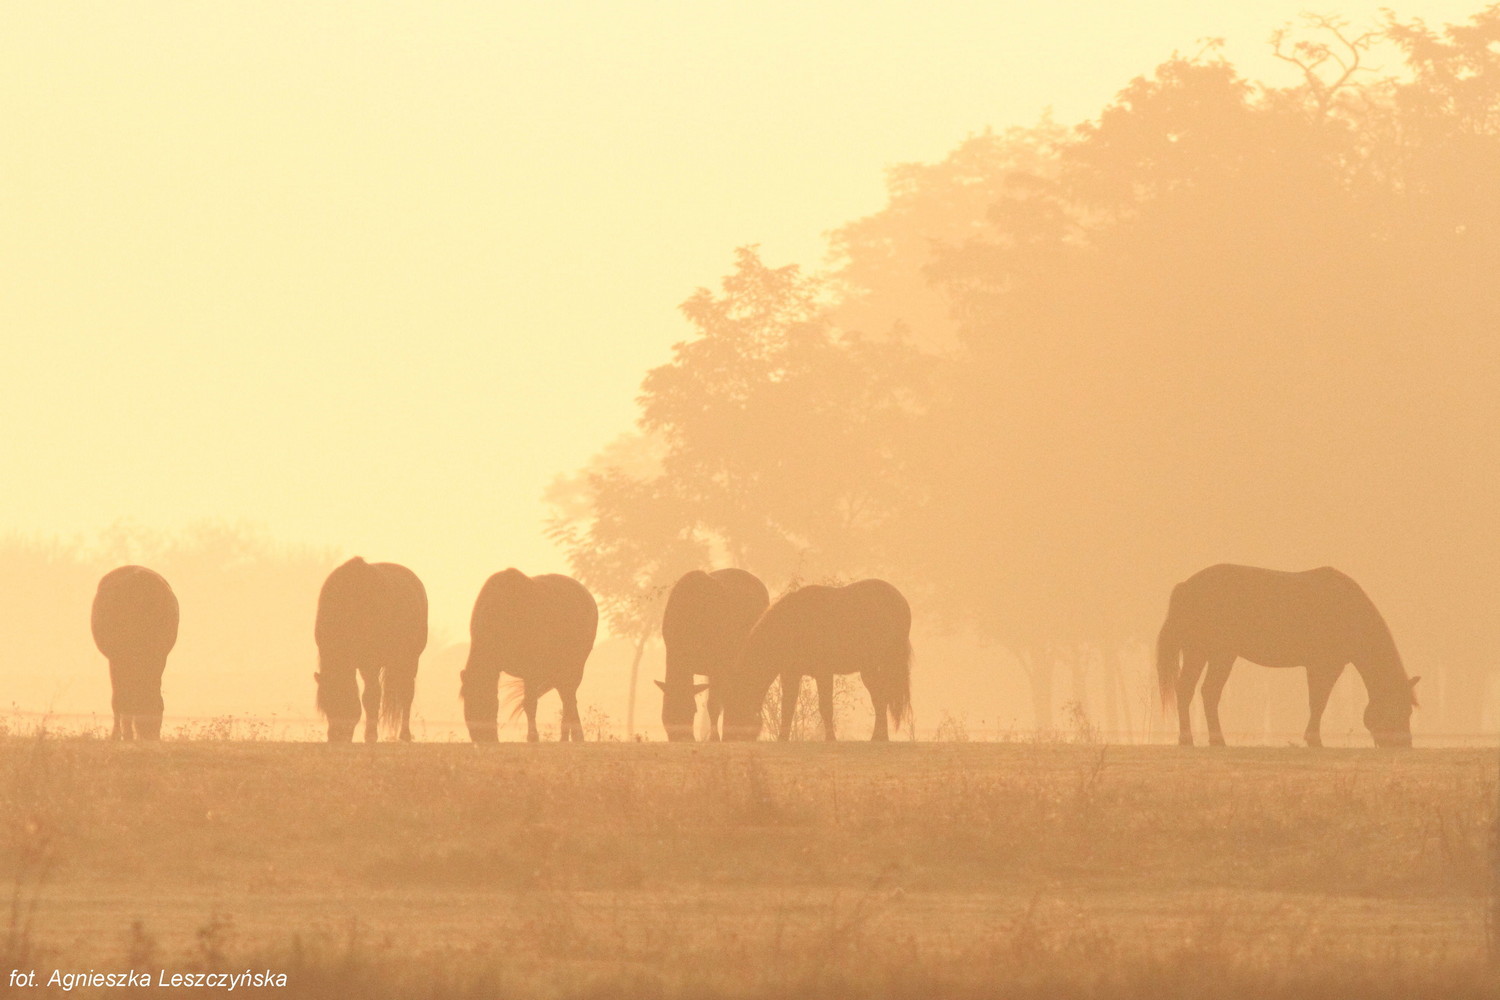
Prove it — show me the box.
[0,735,1495,998]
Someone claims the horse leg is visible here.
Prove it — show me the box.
[1304,663,1343,748]
[1177,651,1207,746]
[560,687,584,742]
[135,664,165,741]
[109,664,126,740]
[393,658,415,742]
[862,670,889,741]
[706,685,723,742]
[524,684,541,742]
[1200,656,1234,747]
[817,673,837,742]
[360,667,382,743]
[778,672,801,741]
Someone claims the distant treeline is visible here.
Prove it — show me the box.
[546,9,1500,733]
[0,523,335,722]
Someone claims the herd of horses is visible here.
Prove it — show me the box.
[86,561,1419,748]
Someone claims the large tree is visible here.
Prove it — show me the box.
[547,247,929,731]
[553,7,1500,737]
[921,12,1500,732]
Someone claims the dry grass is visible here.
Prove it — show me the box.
[0,734,1494,998]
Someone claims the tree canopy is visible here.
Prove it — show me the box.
[549,7,1500,733]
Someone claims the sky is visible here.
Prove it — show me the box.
[1,0,1487,638]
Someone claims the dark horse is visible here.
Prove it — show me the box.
[720,579,912,742]
[314,557,428,743]
[460,570,598,743]
[1158,564,1419,748]
[656,568,770,741]
[91,565,179,741]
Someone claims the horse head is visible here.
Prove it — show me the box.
[1364,676,1419,748]
[719,682,765,742]
[655,679,708,741]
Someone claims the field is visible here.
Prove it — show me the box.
[2,734,1497,999]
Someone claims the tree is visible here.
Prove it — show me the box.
[548,247,930,733]
[920,12,1500,733]
[552,8,1500,738]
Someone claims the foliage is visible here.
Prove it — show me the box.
[552,7,1500,735]
[548,247,931,626]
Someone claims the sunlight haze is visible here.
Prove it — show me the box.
[1,0,1486,641]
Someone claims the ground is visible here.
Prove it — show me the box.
[1,736,1495,998]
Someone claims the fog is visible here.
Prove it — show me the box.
[2,6,1497,743]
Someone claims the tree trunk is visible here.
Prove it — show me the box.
[1105,644,1134,744]
[1021,647,1054,734]
[1067,643,1090,733]
[625,627,650,740]
[1101,644,1120,741]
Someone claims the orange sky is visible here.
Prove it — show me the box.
[1,1,1486,636]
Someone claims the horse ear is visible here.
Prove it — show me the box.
[653,680,666,692]
[1409,675,1421,706]
[694,683,710,695]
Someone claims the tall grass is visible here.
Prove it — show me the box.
[0,738,1493,999]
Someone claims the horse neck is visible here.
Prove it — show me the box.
[1352,647,1408,703]
[663,645,704,686]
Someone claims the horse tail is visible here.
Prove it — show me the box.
[1156,597,1182,713]
[887,641,914,732]
[501,675,528,724]
[379,660,415,736]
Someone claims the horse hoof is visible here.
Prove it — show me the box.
[1178,735,1194,747]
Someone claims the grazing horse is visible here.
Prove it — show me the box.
[1157,564,1419,748]
[91,566,179,741]
[720,579,912,742]
[656,568,770,741]
[460,570,598,743]
[314,557,428,743]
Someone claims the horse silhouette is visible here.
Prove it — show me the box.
[720,579,912,742]
[91,565,179,741]
[314,557,428,743]
[460,570,598,742]
[657,568,770,741]
[1158,564,1418,747]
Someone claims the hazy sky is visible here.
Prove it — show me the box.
[2,1,1484,636]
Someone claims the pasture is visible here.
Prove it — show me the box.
[1,734,1495,998]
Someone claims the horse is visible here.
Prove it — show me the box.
[720,579,912,742]
[1157,564,1419,748]
[314,557,428,743]
[460,570,598,743]
[656,568,770,741]
[91,565,179,741]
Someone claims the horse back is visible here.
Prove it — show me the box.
[471,571,597,680]
[746,579,910,676]
[664,569,769,681]
[1170,564,1383,666]
[91,565,179,662]
[315,557,426,662]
